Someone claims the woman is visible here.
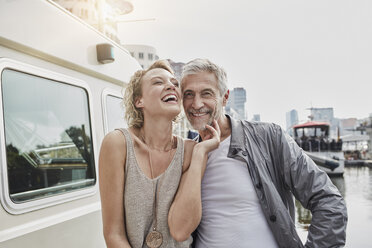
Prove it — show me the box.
[99,60,220,248]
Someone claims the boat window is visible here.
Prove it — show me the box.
[104,94,127,133]
[304,127,316,137]
[1,69,96,203]
[295,128,302,138]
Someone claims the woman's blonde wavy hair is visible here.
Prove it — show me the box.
[123,60,177,128]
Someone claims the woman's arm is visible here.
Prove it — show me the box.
[168,121,220,242]
[99,130,131,248]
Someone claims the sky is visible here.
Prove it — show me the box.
[118,0,372,128]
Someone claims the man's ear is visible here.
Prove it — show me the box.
[222,90,229,106]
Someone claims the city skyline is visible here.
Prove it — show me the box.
[118,0,372,128]
[226,87,247,120]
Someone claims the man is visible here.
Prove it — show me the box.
[180,58,347,248]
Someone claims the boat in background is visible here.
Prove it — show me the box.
[293,121,345,176]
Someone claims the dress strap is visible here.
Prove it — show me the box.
[114,128,133,174]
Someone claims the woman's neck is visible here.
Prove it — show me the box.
[139,117,174,151]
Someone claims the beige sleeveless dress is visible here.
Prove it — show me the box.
[118,128,192,248]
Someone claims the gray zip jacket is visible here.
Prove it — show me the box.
[221,115,347,247]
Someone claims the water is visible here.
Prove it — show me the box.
[295,166,372,247]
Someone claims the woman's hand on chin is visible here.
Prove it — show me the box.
[196,120,221,154]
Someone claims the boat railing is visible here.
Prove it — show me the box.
[296,137,342,152]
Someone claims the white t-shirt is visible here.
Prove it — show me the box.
[195,136,278,248]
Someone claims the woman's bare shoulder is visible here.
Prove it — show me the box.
[102,129,126,147]
[100,130,127,164]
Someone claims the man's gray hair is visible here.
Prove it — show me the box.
[181,58,228,96]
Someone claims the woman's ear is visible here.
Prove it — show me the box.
[135,98,144,108]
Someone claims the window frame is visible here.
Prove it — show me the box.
[101,87,124,135]
[0,58,98,214]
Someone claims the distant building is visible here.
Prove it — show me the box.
[309,107,339,138]
[124,44,159,69]
[224,106,241,119]
[309,107,334,123]
[339,118,358,136]
[367,115,372,159]
[167,59,185,80]
[357,114,372,159]
[53,0,133,44]
[286,109,299,131]
[226,87,246,120]
[252,114,261,122]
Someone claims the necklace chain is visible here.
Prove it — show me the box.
[140,132,175,153]
[140,131,175,179]
[140,131,176,246]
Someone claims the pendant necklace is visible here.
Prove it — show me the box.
[146,178,162,248]
[141,133,174,248]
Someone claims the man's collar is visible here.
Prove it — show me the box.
[225,115,245,149]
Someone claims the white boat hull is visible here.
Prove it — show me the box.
[305,151,345,176]
[0,0,141,247]
[0,206,104,248]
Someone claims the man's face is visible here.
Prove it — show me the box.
[181,72,226,131]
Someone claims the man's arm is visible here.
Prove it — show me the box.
[276,125,348,247]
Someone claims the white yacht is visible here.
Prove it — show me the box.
[0,0,140,247]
